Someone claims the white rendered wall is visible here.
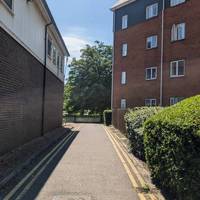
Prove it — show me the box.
[0,0,65,82]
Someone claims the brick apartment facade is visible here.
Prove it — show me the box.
[0,0,69,155]
[112,0,200,131]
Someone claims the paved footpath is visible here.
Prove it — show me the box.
[4,124,139,200]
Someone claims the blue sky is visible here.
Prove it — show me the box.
[47,0,116,60]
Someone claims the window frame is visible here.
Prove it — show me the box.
[122,43,128,57]
[170,97,184,105]
[121,99,127,109]
[145,67,157,80]
[121,71,127,85]
[170,0,186,7]
[170,59,185,78]
[171,23,186,42]
[52,46,57,66]
[60,56,64,73]
[146,3,158,20]
[47,35,52,59]
[145,99,157,107]
[146,35,158,49]
[122,15,128,30]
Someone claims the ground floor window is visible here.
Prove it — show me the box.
[121,99,126,109]
[170,97,184,105]
[145,99,157,107]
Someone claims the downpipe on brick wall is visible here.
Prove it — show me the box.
[41,22,52,136]
[111,11,116,124]
[160,0,165,106]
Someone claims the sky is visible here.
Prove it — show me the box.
[46,0,116,61]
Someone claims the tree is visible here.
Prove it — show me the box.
[64,41,112,114]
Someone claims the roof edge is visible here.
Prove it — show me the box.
[42,0,70,56]
[111,0,136,11]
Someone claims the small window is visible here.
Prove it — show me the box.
[170,97,184,105]
[170,0,185,7]
[171,23,186,41]
[146,35,158,49]
[145,99,157,107]
[60,57,64,73]
[47,36,52,58]
[57,54,60,69]
[122,43,128,57]
[121,99,127,109]
[146,67,157,80]
[3,0,13,10]
[146,3,158,19]
[170,60,185,77]
[52,47,57,65]
[122,15,128,29]
[121,72,126,84]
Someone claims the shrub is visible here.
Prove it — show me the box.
[103,110,112,126]
[125,107,162,160]
[144,95,200,200]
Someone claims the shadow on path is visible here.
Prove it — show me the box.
[3,130,79,200]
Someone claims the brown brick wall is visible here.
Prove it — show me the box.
[0,27,64,155]
[113,0,200,130]
[44,70,64,133]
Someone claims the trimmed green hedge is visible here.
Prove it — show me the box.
[125,107,162,160]
[103,110,112,126]
[144,95,200,199]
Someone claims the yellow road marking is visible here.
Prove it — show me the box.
[103,126,147,200]
[105,126,146,188]
[112,129,150,175]
[4,127,80,200]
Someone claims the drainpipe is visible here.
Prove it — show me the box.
[160,0,165,106]
[41,22,52,136]
[111,11,116,124]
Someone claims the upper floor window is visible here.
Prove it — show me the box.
[122,43,128,57]
[170,97,184,105]
[145,99,157,107]
[146,67,157,80]
[3,0,13,10]
[122,15,128,29]
[170,60,185,77]
[146,35,158,49]
[47,36,52,58]
[57,54,61,69]
[146,3,158,19]
[170,0,185,7]
[52,47,57,66]
[121,72,126,84]
[121,99,127,109]
[171,23,186,41]
[60,57,64,73]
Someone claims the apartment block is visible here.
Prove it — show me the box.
[0,0,69,155]
[111,0,200,131]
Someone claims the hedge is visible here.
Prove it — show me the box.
[103,110,112,126]
[125,107,162,160]
[144,95,200,199]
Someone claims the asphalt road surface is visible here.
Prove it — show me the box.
[2,124,139,200]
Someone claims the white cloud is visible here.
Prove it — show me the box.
[63,35,92,62]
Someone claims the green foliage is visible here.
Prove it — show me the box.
[103,110,112,126]
[144,95,200,199]
[64,41,112,114]
[125,107,162,160]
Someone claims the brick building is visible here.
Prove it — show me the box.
[0,0,69,155]
[111,0,200,131]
